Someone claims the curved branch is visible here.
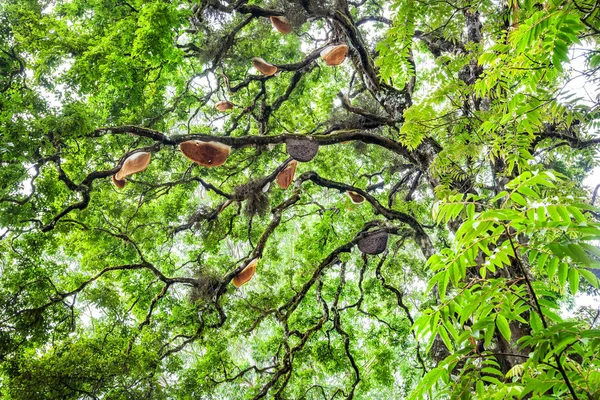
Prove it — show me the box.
[297,171,434,258]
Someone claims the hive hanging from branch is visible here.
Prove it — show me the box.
[346,191,365,204]
[112,151,152,188]
[358,230,389,255]
[285,138,319,162]
[233,258,259,288]
[252,57,278,76]
[218,199,233,214]
[215,100,234,111]
[320,44,348,66]
[112,175,126,189]
[270,16,292,34]
[180,140,231,167]
[276,160,297,189]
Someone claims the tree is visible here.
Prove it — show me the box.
[1,0,599,398]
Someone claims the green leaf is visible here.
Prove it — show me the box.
[568,268,579,295]
[579,268,599,288]
[530,311,543,332]
[496,314,511,342]
[546,257,559,280]
[558,262,569,287]
[510,192,527,207]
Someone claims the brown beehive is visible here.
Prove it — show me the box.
[180,140,231,167]
[219,199,233,214]
[347,191,365,204]
[285,138,319,162]
[215,100,234,111]
[112,175,127,189]
[270,16,292,34]
[252,57,278,76]
[358,230,388,255]
[320,44,348,66]
[233,258,258,288]
[276,160,298,189]
[115,152,152,181]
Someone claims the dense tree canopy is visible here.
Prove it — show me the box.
[1,0,600,398]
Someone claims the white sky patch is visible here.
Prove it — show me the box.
[563,41,600,191]
[583,167,600,189]
[18,163,36,196]
[560,292,600,320]
[559,42,600,110]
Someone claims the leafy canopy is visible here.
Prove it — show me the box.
[1,0,600,399]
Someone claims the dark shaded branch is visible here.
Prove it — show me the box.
[337,92,394,124]
[297,171,434,258]
[414,30,466,57]
[93,125,421,164]
[332,263,360,398]
[375,252,427,374]
[356,15,392,26]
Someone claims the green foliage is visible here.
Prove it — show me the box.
[414,171,600,398]
[1,0,599,398]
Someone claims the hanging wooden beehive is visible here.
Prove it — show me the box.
[285,138,319,162]
[215,100,234,111]
[179,140,231,167]
[270,16,292,34]
[112,175,127,189]
[346,191,365,204]
[112,151,152,188]
[320,44,348,66]
[276,160,298,189]
[252,57,278,76]
[358,230,389,255]
[218,199,233,214]
[233,258,259,287]
[115,152,152,181]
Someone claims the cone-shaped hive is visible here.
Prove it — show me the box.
[347,191,365,204]
[252,57,278,76]
[215,100,234,111]
[112,175,127,189]
[180,141,231,167]
[233,258,258,287]
[320,44,348,66]
[115,152,152,181]
[270,16,292,34]
[219,199,233,214]
[276,160,298,189]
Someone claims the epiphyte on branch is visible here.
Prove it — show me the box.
[180,141,231,167]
